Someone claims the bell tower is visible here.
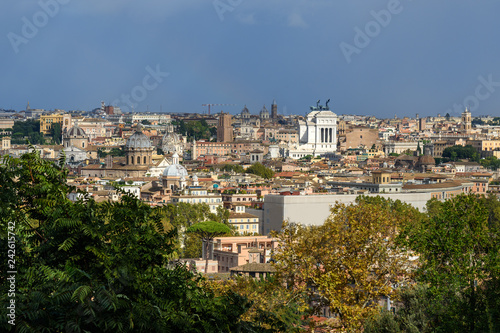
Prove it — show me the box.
[461,107,472,134]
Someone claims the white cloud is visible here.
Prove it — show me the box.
[287,12,307,28]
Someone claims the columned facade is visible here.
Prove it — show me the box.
[289,102,337,159]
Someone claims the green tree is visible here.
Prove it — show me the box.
[186,221,231,273]
[272,196,423,331]
[246,162,275,179]
[98,147,108,158]
[480,156,500,170]
[0,150,261,332]
[442,145,479,162]
[203,276,308,332]
[221,163,245,173]
[162,202,214,258]
[402,194,500,332]
[50,122,62,144]
[11,119,45,144]
[416,142,422,156]
[364,284,433,333]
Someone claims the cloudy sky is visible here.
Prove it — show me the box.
[1,0,500,118]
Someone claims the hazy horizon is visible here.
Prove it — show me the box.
[2,1,500,118]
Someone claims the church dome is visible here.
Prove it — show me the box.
[260,105,269,118]
[126,130,152,149]
[241,105,250,118]
[417,155,435,166]
[66,125,86,137]
[162,164,188,178]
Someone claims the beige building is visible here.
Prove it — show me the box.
[211,235,277,273]
[0,118,14,130]
[74,118,108,140]
[467,139,500,156]
[40,113,72,135]
[276,129,298,145]
[2,137,11,151]
[342,126,379,151]
[383,141,419,155]
[228,205,259,234]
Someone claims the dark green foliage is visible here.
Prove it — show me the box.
[480,156,500,170]
[177,119,214,141]
[0,149,282,332]
[221,163,245,173]
[442,144,479,162]
[246,162,275,179]
[395,194,500,333]
[50,122,62,144]
[187,221,232,237]
[473,117,500,126]
[11,119,45,144]
[472,117,484,126]
[98,147,126,158]
[364,285,436,333]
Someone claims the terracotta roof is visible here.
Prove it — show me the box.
[228,212,258,219]
[403,181,462,190]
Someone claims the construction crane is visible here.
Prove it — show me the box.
[202,103,236,115]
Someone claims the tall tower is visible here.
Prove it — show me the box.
[419,117,426,132]
[217,112,233,142]
[191,139,197,160]
[271,99,278,119]
[461,107,472,134]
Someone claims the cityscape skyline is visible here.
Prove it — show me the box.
[2,1,500,118]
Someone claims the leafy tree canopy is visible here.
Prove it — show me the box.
[187,221,231,273]
[272,196,423,331]
[442,144,479,162]
[10,119,45,145]
[246,162,275,179]
[0,150,269,332]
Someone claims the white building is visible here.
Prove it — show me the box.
[289,101,337,159]
[261,192,433,235]
[383,141,419,155]
[170,193,223,213]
